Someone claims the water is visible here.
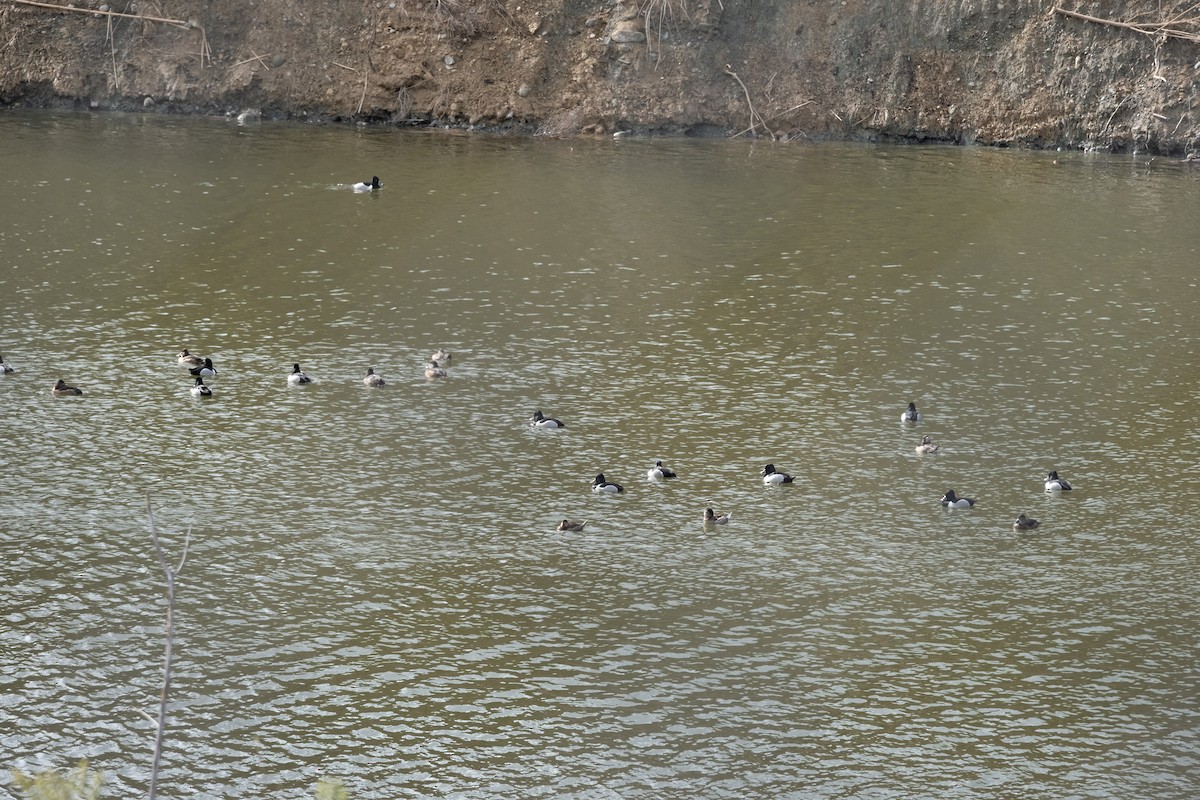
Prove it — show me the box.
[2,111,1199,798]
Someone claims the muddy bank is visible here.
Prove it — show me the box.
[2,0,1199,153]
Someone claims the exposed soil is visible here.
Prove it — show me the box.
[2,0,1199,153]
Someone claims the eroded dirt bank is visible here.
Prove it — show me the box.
[2,0,1199,153]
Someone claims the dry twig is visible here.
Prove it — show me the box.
[11,0,191,26]
[1053,5,1200,43]
[724,65,771,138]
[730,100,814,138]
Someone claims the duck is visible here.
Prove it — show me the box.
[189,357,216,378]
[431,348,452,365]
[556,519,588,532]
[901,401,921,423]
[647,460,677,479]
[190,376,213,397]
[177,349,203,367]
[915,435,940,454]
[288,363,314,385]
[362,368,386,387]
[530,409,565,428]
[1044,470,1073,491]
[1013,513,1040,530]
[51,379,83,396]
[762,463,795,484]
[591,473,624,493]
[940,488,976,508]
[0,353,13,374]
[352,176,382,192]
[424,360,448,379]
[703,508,732,525]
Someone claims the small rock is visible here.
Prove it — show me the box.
[237,108,262,123]
[610,29,646,43]
[142,96,154,108]
[272,54,286,68]
[444,54,455,67]
[517,84,532,97]
[585,16,600,27]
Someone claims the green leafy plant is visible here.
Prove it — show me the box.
[10,759,103,800]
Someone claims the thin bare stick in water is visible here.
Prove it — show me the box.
[146,494,191,800]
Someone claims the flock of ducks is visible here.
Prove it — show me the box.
[545,400,1074,535]
[531,408,728,532]
[5,349,1073,535]
[905,403,1073,529]
[14,346,455,399]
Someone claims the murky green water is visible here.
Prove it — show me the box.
[2,111,1199,798]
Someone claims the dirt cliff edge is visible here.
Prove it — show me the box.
[2,0,1198,153]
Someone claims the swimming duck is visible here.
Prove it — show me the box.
[1013,513,1040,530]
[940,488,976,508]
[424,360,448,379]
[762,463,795,484]
[901,402,921,423]
[353,176,382,192]
[0,353,13,374]
[556,519,588,532]
[915,435,940,454]
[647,460,678,479]
[1044,470,1073,491]
[189,357,216,378]
[177,349,203,367]
[51,379,83,396]
[703,508,732,525]
[431,348,452,365]
[190,376,213,397]
[363,368,386,387]
[530,409,565,428]
[288,363,314,385]
[592,473,624,493]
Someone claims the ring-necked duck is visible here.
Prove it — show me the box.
[288,363,314,385]
[591,474,624,493]
[703,508,732,525]
[1013,513,1040,530]
[1044,470,1073,491]
[189,357,216,378]
[556,519,588,532]
[424,361,448,379]
[0,353,13,374]
[190,376,213,397]
[363,368,386,387]
[647,461,678,479]
[901,402,921,423]
[431,349,452,365]
[940,488,976,508]
[51,379,83,396]
[177,349,203,367]
[353,176,382,192]
[915,435,940,454]
[762,463,795,484]
[530,410,565,428]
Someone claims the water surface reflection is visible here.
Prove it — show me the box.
[1,112,1198,798]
